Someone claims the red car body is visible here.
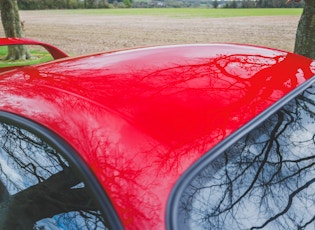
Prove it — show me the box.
[0,38,314,229]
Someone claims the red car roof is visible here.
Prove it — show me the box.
[0,44,314,229]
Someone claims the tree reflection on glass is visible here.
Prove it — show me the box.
[178,84,315,230]
[0,122,107,229]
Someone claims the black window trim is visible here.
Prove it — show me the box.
[0,111,123,230]
[166,75,315,230]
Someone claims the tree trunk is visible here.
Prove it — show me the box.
[0,0,31,60]
[0,167,99,229]
[294,0,315,59]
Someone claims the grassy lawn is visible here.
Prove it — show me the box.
[36,8,303,18]
[0,46,53,68]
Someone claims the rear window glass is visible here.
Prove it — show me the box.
[175,83,315,229]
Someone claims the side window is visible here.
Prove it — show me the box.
[0,120,108,229]
[175,84,315,229]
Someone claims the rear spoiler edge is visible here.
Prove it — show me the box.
[0,37,69,60]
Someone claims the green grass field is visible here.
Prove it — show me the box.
[0,46,53,68]
[43,8,303,18]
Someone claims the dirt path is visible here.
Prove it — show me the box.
[0,10,300,55]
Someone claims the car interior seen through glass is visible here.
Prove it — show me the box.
[0,121,108,229]
[176,83,315,229]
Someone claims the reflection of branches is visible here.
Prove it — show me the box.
[0,123,107,229]
[251,177,315,229]
[1,123,66,184]
[179,85,315,229]
[0,170,97,229]
[149,52,314,178]
[202,112,286,219]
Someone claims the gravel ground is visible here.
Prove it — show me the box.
[0,10,301,56]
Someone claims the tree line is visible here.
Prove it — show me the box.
[219,0,303,8]
[16,0,303,9]
[18,0,130,9]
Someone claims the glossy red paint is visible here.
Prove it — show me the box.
[0,44,314,229]
[0,37,68,60]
